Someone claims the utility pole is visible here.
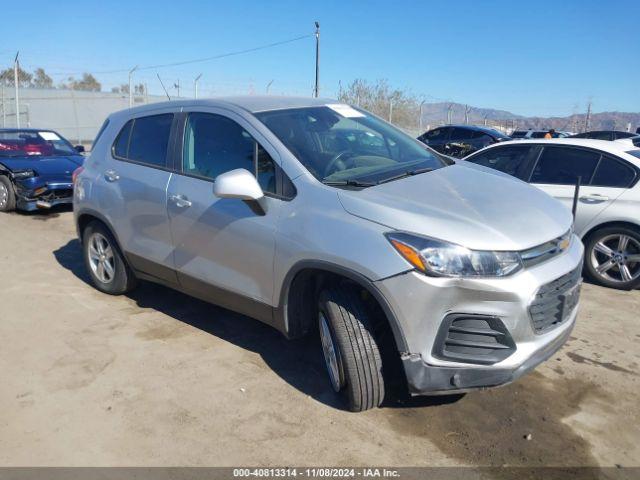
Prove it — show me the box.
[266,79,274,94]
[584,101,592,132]
[157,74,171,100]
[128,65,138,108]
[194,74,202,99]
[174,80,180,98]
[447,103,453,124]
[14,52,20,128]
[483,115,488,127]
[314,21,320,98]
[464,104,471,124]
[419,100,425,132]
[389,100,393,123]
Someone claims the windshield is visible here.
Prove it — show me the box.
[0,130,77,157]
[255,105,446,185]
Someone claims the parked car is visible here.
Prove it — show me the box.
[614,136,640,148]
[463,138,640,290]
[75,97,583,411]
[0,128,85,212]
[571,130,638,141]
[416,125,510,158]
[511,130,571,139]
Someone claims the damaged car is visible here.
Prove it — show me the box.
[0,128,85,212]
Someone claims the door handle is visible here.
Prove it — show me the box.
[580,194,609,202]
[169,194,192,208]
[104,169,120,182]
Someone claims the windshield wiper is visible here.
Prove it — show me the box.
[376,167,434,185]
[322,179,376,188]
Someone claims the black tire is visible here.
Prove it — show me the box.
[318,285,385,412]
[82,221,137,295]
[0,176,16,212]
[584,226,640,290]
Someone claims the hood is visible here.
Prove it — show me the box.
[337,164,572,251]
[0,155,84,182]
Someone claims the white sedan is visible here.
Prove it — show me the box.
[463,138,640,290]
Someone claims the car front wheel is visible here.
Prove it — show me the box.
[584,226,640,290]
[317,285,385,411]
[0,176,16,212]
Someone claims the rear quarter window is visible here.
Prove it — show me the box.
[591,156,636,188]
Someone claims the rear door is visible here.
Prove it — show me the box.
[95,110,178,284]
[166,109,288,314]
[529,146,631,235]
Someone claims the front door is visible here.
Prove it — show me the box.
[166,110,284,318]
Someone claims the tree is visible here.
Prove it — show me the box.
[32,68,53,88]
[61,73,101,91]
[0,66,33,87]
[338,79,420,130]
[111,84,129,94]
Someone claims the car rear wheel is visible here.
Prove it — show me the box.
[0,176,16,212]
[584,226,640,290]
[318,285,385,411]
[83,221,137,295]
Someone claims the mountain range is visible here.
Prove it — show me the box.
[420,102,640,133]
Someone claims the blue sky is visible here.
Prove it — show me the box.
[1,0,638,116]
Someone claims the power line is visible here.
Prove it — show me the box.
[45,33,313,76]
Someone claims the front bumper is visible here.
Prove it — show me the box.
[376,235,583,395]
[15,182,74,211]
[401,313,574,394]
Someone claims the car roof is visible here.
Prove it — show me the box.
[114,95,337,117]
[426,124,508,136]
[477,138,640,164]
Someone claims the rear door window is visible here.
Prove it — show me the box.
[113,114,173,168]
[465,145,535,179]
[591,156,636,188]
[530,146,600,185]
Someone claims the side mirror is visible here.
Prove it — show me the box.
[75,145,85,153]
[213,168,266,215]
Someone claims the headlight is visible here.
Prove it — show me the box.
[12,169,37,179]
[386,232,523,277]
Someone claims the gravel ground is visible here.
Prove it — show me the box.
[0,207,639,469]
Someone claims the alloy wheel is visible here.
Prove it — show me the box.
[0,183,8,209]
[88,233,116,284]
[319,311,345,392]
[591,233,640,284]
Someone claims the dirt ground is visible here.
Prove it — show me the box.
[0,207,639,468]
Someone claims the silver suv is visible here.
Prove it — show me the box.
[74,97,583,411]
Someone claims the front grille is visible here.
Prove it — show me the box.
[529,266,581,334]
[432,314,516,365]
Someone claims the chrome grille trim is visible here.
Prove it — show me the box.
[521,229,572,268]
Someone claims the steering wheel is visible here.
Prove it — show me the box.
[323,150,355,178]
